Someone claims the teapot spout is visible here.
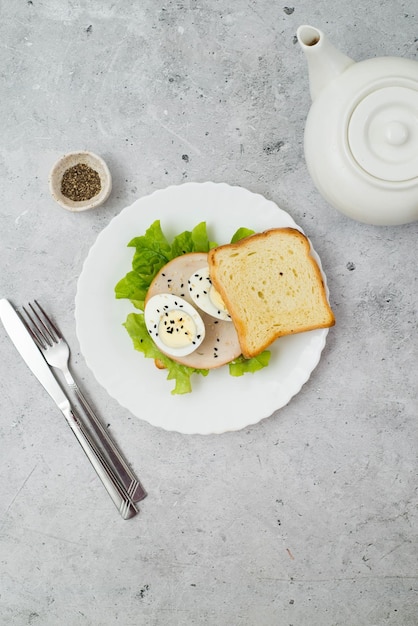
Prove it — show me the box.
[297,25,355,101]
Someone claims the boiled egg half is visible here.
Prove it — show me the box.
[188,266,232,321]
[144,293,205,357]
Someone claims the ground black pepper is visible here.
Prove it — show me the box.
[61,163,101,201]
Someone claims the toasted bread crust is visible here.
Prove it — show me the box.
[208,228,335,358]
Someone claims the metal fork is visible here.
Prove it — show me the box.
[23,301,146,503]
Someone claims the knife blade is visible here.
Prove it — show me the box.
[0,298,138,519]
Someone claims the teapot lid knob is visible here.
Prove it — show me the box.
[348,84,418,182]
[384,120,409,145]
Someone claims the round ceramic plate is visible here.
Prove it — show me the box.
[75,182,330,435]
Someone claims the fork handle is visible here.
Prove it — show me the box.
[69,383,147,503]
[63,405,138,520]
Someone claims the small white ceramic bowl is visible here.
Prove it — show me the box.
[49,151,112,211]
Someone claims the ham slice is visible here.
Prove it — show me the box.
[145,253,242,369]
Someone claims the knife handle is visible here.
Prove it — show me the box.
[63,406,138,520]
[71,384,146,502]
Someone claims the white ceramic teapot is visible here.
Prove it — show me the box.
[297,25,418,225]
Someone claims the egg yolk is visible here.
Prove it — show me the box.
[209,285,227,313]
[158,309,197,349]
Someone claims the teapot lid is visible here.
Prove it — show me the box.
[348,83,418,182]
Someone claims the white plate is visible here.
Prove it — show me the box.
[75,182,330,435]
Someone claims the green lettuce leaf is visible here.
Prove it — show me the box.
[115,220,214,306]
[230,227,255,243]
[115,220,270,394]
[229,351,271,377]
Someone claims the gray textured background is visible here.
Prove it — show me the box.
[0,1,417,625]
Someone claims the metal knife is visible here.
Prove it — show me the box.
[0,298,138,520]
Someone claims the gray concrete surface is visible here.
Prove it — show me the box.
[0,1,417,625]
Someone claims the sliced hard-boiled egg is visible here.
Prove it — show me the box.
[144,293,205,357]
[188,266,232,321]
[145,253,241,369]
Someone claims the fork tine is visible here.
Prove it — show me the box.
[28,302,56,345]
[33,300,62,342]
[21,305,50,349]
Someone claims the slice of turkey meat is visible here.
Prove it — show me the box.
[145,252,242,369]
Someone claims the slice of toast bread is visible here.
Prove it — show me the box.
[208,227,335,358]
